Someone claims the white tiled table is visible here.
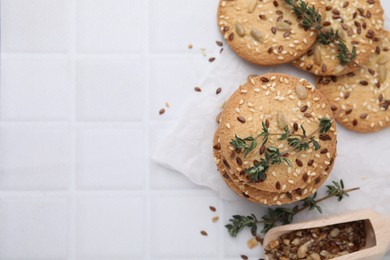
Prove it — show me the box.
[0,0,389,259]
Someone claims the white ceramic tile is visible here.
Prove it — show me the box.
[149,0,220,53]
[1,59,71,121]
[76,126,146,189]
[0,125,72,190]
[1,0,70,52]
[76,0,146,53]
[0,197,69,259]
[223,200,266,258]
[76,196,145,258]
[150,123,202,190]
[76,59,146,121]
[151,195,219,258]
[149,57,200,120]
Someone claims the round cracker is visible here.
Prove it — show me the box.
[217,0,324,66]
[317,30,390,133]
[292,0,384,76]
[217,73,337,193]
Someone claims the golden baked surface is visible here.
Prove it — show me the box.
[292,0,384,76]
[317,30,390,133]
[217,0,324,66]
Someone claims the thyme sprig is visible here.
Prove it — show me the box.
[225,180,360,236]
[285,0,322,30]
[231,118,331,182]
[284,0,356,66]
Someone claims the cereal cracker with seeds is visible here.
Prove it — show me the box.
[317,30,390,133]
[218,0,325,66]
[292,0,384,76]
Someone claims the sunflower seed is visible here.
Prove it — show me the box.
[313,47,322,65]
[377,56,390,65]
[277,112,288,130]
[295,83,308,100]
[247,0,257,13]
[379,64,387,83]
[235,22,245,37]
[276,21,291,31]
[250,28,264,42]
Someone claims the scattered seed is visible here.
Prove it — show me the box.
[241,255,248,260]
[200,230,208,236]
[209,57,215,62]
[159,108,165,115]
[209,206,216,212]
[216,87,222,95]
[247,237,259,249]
[216,41,223,47]
[194,86,202,92]
[212,216,219,223]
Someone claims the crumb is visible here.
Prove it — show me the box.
[212,216,219,223]
[188,43,193,49]
[165,101,170,108]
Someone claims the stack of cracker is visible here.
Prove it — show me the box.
[213,73,337,205]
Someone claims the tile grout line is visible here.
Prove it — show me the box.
[69,0,77,259]
[144,0,152,259]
